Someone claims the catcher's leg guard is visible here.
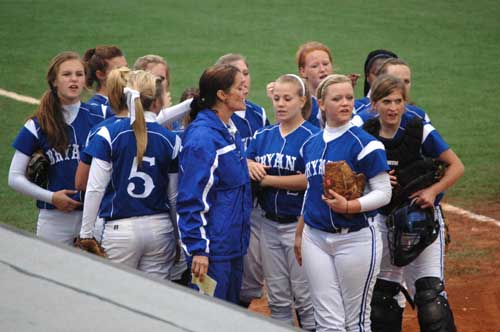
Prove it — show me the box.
[370,278,404,332]
[415,277,457,332]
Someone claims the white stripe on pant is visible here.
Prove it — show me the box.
[302,220,381,332]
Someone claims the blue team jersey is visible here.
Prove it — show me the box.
[300,125,389,231]
[12,102,106,209]
[86,93,114,118]
[80,116,126,165]
[177,109,252,261]
[246,122,320,217]
[85,112,181,221]
[354,96,371,114]
[307,96,321,128]
[231,99,268,150]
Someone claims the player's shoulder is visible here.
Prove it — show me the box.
[405,103,431,123]
[245,99,265,114]
[300,121,321,135]
[300,129,323,150]
[80,102,107,120]
[254,123,279,138]
[347,124,380,146]
[19,117,41,138]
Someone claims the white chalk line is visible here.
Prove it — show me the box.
[0,88,40,105]
[441,203,500,227]
[1,87,499,226]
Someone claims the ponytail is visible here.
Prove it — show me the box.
[108,69,161,167]
[35,90,67,153]
[131,98,147,166]
[107,67,130,113]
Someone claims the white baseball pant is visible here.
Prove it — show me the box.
[36,209,82,245]
[260,215,315,330]
[240,207,265,304]
[302,220,381,332]
[102,213,176,279]
[377,205,446,301]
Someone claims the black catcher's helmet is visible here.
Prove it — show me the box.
[387,202,439,267]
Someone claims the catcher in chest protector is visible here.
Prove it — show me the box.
[295,74,392,332]
[362,74,464,332]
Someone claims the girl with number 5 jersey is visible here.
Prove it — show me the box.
[79,69,181,279]
[295,74,392,332]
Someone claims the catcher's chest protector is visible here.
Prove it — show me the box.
[363,117,423,171]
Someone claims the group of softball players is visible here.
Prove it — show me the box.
[8,42,463,332]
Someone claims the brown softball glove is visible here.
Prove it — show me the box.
[27,150,49,188]
[74,237,106,258]
[323,160,366,200]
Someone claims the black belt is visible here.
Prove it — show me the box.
[264,212,297,224]
[322,225,364,234]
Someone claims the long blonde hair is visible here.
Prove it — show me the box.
[107,68,163,165]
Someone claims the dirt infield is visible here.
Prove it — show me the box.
[249,202,500,331]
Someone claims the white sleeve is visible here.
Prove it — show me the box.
[8,150,54,204]
[156,98,193,126]
[167,173,180,240]
[358,171,392,212]
[317,108,325,128]
[350,115,364,127]
[261,107,268,126]
[80,158,112,238]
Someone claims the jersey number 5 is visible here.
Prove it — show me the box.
[127,156,156,198]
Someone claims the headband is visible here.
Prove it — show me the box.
[286,74,306,96]
[318,75,336,100]
[124,87,140,125]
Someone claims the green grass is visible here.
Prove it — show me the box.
[1,0,499,231]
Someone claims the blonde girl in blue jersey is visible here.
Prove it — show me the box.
[246,74,317,329]
[8,51,107,245]
[295,74,392,332]
[79,69,180,279]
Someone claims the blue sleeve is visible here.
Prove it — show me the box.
[177,135,218,256]
[246,133,258,160]
[12,121,39,156]
[80,149,92,165]
[85,129,112,163]
[356,140,390,179]
[422,124,449,158]
[167,134,181,174]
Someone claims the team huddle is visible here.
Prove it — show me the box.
[8,42,464,332]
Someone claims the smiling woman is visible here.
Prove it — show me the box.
[177,64,253,304]
[7,51,109,245]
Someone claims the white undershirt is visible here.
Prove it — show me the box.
[323,122,392,212]
[156,98,193,126]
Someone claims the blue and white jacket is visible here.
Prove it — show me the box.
[177,109,252,261]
